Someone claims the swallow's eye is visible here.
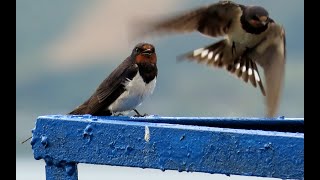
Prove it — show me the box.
[135,47,141,53]
[252,16,259,21]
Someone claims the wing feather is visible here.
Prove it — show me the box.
[131,1,242,38]
[255,24,286,117]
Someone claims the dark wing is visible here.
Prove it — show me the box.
[69,57,138,115]
[255,23,286,117]
[132,1,243,38]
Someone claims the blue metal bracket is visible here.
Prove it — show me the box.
[31,115,304,180]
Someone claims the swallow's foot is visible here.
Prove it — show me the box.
[114,113,124,116]
[133,109,148,117]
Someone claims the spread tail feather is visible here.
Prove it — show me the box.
[177,40,266,96]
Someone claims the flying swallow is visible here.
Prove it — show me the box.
[69,42,158,116]
[132,1,286,117]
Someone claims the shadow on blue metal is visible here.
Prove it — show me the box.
[31,115,304,180]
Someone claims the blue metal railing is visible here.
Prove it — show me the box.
[31,115,304,180]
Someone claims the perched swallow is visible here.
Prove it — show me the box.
[133,1,286,117]
[69,43,158,116]
[21,43,157,144]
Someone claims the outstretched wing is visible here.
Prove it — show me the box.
[255,24,286,117]
[132,1,243,38]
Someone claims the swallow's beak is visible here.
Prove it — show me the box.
[261,21,267,26]
[259,16,268,26]
[142,49,153,56]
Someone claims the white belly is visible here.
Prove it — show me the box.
[108,72,156,114]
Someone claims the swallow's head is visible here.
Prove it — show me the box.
[132,43,157,64]
[244,6,270,28]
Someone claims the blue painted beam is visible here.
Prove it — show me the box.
[31,115,304,180]
[93,115,304,133]
[45,163,78,180]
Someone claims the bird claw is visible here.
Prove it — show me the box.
[133,109,148,117]
[133,113,148,117]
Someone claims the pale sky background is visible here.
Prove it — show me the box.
[16,0,303,179]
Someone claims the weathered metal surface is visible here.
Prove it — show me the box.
[31,115,304,180]
[45,163,78,180]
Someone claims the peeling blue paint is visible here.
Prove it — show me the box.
[83,124,93,142]
[41,135,48,148]
[31,115,304,180]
